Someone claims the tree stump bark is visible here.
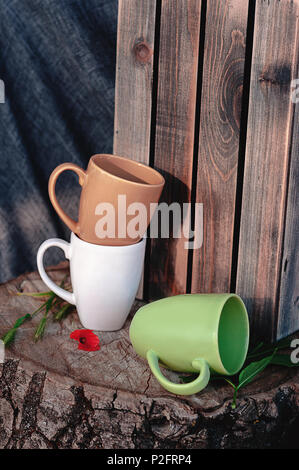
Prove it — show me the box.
[0,266,298,449]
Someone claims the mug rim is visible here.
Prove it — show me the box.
[90,154,165,188]
[215,294,249,375]
[71,231,146,251]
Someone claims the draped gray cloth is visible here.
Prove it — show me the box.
[0,0,117,282]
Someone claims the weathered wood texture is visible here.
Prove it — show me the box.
[236,0,299,341]
[1,269,299,449]
[114,0,299,339]
[277,61,299,339]
[114,0,156,163]
[148,0,202,298]
[191,0,249,294]
[113,0,157,298]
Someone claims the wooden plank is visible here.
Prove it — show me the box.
[114,0,156,163]
[148,0,202,299]
[114,0,157,298]
[277,66,299,339]
[236,0,299,342]
[191,0,249,294]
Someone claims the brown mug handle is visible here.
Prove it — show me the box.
[48,163,87,234]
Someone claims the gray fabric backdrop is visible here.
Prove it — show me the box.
[0,0,118,283]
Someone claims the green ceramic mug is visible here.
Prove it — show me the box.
[129,294,249,395]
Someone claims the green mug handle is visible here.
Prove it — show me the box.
[146,350,210,395]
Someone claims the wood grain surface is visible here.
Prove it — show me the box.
[191,0,249,294]
[236,0,299,341]
[114,0,157,298]
[277,61,299,339]
[114,0,157,163]
[113,0,299,339]
[148,0,202,299]
[1,268,299,448]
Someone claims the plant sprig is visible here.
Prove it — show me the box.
[225,349,277,409]
[1,277,74,346]
[180,336,299,408]
[34,291,56,342]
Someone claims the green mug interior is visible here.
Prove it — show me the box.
[217,296,249,375]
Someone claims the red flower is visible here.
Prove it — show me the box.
[70,329,100,351]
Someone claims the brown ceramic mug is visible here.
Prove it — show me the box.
[48,154,165,246]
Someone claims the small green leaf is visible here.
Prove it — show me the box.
[222,379,238,409]
[2,328,18,346]
[2,313,32,345]
[2,276,72,348]
[34,316,48,342]
[30,301,50,318]
[271,354,299,368]
[275,337,293,349]
[44,292,56,313]
[249,341,264,355]
[224,378,237,390]
[237,352,276,390]
[54,304,73,321]
[16,291,52,298]
[247,336,292,360]
[13,313,31,329]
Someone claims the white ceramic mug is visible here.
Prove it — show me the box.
[37,232,146,331]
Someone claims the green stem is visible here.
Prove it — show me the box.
[54,303,73,321]
[231,388,238,409]
[223,378,239,409]
[34,292,56,341]
[16,291,52,298]
[1,298,52,346]
[224,378,236,388]
[3,276,71,347]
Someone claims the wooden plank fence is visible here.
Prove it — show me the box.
[236,0,299,341]
[149,0,202,298]
[114,0,299,342]
[191,0,249,294]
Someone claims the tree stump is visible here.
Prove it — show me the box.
[0,266,298,449]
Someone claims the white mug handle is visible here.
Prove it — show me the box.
[37,238,76,305]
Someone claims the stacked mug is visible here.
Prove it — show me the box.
[37,153,251,396]
[37,154,165,331]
